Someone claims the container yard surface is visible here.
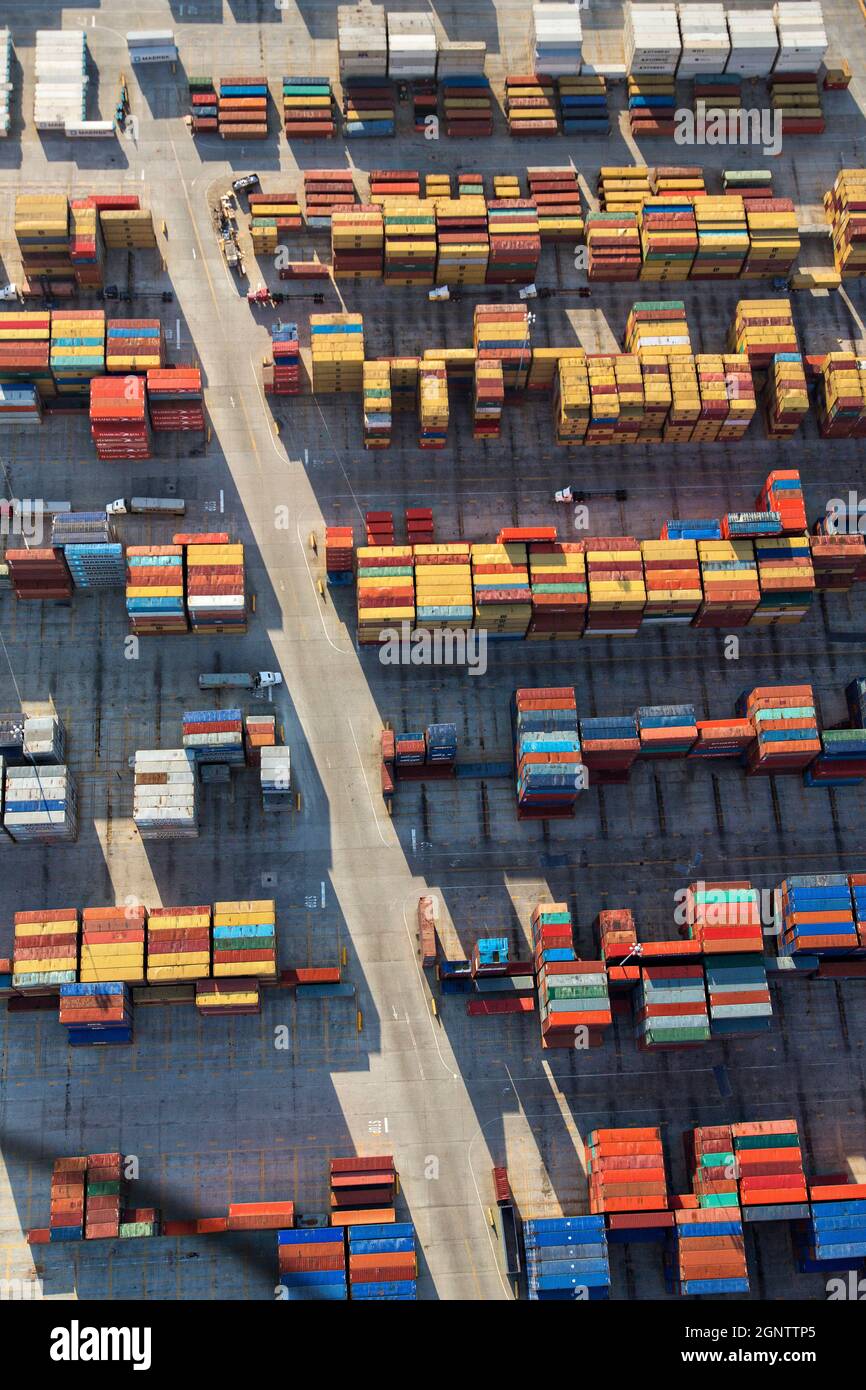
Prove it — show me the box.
[2,0,866,1306]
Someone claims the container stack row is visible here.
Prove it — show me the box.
[330,1155,398,1228]
[34,30,88,132]
[283,77,336,138]
[3,765,77,843]
[218,75,268,140]
[525,1216,610,1301]
[347,1223,417,1300]
[277,1228,347,1302]
[59,982,133,1046]
[513,685,582,818]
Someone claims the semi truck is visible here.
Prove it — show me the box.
[106,497,186,516]
[198,672,283,691]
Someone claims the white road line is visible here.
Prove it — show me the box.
[399,898,459,1080]
[404,1011,425,1081]
[466,1127,514,1301]
[294,514,354,656]
[347,717,390,848]
[248,351,292,466]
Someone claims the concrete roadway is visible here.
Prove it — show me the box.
[1,0,866,1302]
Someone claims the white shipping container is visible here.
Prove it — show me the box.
[35,29,89,131]
[772,1,827,73]
[65,120,115,137]
[387,11,437,79]
[63,119,114,136]
[187,594,246,610]
[676,4,730,76]
[436,41,486,76]
[531,2,583,76]
[3,763,77,841]
[625,2,682,74]
[725,9,779,77]
[134,747,198,838]
[126,29,176,43]
[128,46,179,65]
[338,4,388,76]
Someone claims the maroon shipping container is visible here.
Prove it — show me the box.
[492,1166,512,1204]
[330,1156,394,1175]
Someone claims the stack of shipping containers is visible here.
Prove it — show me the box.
[356,544,414,644]
[218,76,268,140]
[587,1126,669,1215]
[250,191,302,257]
[282,77,335,138]
[51,309,105,397]
[105,319,163,372]
[310,313,364,391]
[5,548,71,600]
[126,545,187,634]
[12,908,78,989]
[184,538,247,633]
[826,169,866,278]
[304,170,355,228]
[347,1222,417,1299]
[486,200,541,284]
[278,1228,347,1302]
[505,74,558,136]
[525,1217,610,1300]
[146,368,205,430]
[60,983,133,1046]
[512,686,582,816]
[417,361,449,446]
[133,749,198,839]
[90,375,151,460]
[79,905,146,988]
[212,900,278,980]
[362,360,391,447]
[147,905,211,982]
[4,765,77,843]
[635,963,711,1047]
[331,205,384,280]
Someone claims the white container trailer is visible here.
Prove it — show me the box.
[337,4,388,78]
[64,120,115,137]
[34,30,89,131]
[531,3,583,77]
[436,41,486,78]
[133,749,199,839]
[0,31,12,136]
[772,2,828,74]
[624,3,682,75]
[127,31,178,63]
[676,4,730,76]
[386,12,438,80]
[725,9,780,77]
